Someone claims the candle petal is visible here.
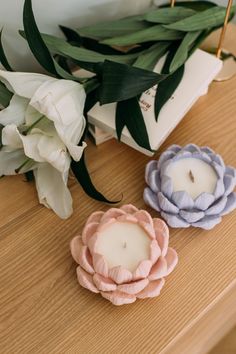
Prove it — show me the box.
[161,175,173,199]
[161,212,190,228]
[70,237,94,274]
[93,273,117,292]
[167,144,181,153]
[165,248,178,275]
[179,210,204,223]
[212,162,224,179]
[86,211,104,225]
[158,192,179,214]
[153,218,169,256]
[221,192,236,216]
[109,266,133,284]
[87,233,99,254]
[134,210,154,226]
[76,267,99,293]
[211,154,225,169]
[214,179,225,200]
[172,191,194,209]
[201,146,214,154]
[149,257,167,280]
[148,170,161,193]
[192,215,222,230]
[205,196,227,216]
[136,279,165,299]
[100,208,126,224]
[150,240,161,264]
[182,144,201,153]
[224,175,236,196]
[116,214,138,223]
[139,222,155,239]
[101,291,136,306]
[194,193,215,210]
[145,160,157,184]
[120,204,138,214]
[225,166,236,179]
[93,253,109,278]
[118,278,149,295]
[143,188,160,212]
[157,150,175,170]
[133,260,152,281]
[82,222,99,244]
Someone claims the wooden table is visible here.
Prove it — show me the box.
[0,27,236,354]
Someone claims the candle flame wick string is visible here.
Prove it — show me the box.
[216,0,233,58]
[189,170,195,183]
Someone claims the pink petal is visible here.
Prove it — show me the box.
[150,240,161,264]
[139,222,156,239]
[118,278,149,295]
[86,211,104,225]
[70,237,94,274]
[76,266,99,293]
[120,204,138,214]
[93,273,117,292]
[93,253,109,278]
[97,217,116,232]
[148,257,167,281]
[116,214,138,223]
[82,222,99,245]
[87,233,99,254]
[165,248,178,275]
[100,208,126,224]
[133,260,152,281]
[70,236,83,264]
[109,266,133,284]
[137,279,165,299]
[153,218,169,256]
[134,210,153,227]
[101,291,136,306]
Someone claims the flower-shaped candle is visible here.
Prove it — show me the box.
[144,144,236,230]
[70,205,178,305]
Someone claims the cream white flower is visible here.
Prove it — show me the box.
[0,70,87,219]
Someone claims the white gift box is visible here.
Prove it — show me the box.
[88,49,222,156]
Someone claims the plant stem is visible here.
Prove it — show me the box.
[23,115,45,135]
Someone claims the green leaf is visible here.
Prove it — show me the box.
[99,60,167,104]
[59,25,82,46]
[155,48,185,121]
[145,7,196,24]
[0,81,13,108]
[161,1,217,11]
[164,5,236,32]
[71,153,120,203]
[23,0,58,75]
[76,15,148,39]
[169,31,201,72]
[116,97,152,151]
[101,25,184,46]
[0,29,13,71]
[133,42,170,70]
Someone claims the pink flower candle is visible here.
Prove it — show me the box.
[70,205,178,305]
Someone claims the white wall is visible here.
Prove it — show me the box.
[0,0,152,71]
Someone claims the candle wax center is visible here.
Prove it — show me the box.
[96,222,151,272]
[165,157,218,200]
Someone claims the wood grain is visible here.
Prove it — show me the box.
[0,26,236,354]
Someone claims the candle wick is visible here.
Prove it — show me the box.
[189,170,195,183]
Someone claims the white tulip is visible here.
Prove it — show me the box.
[0,70,87,219]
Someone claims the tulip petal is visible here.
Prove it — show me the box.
[133,260,152,281]
[33,163,72,219]
[76,266,99,293]
[165,248,178,275]
[82,222,99,244]
[153,218,169,256]
[137,279,165,299]
[93,273,117,292]
[93,253,109,278]
[161,212,190,228]
[221,192,236,215]
[101,291,136,305]
[143,187,160,212]
[2,124,23,149]
[120,204,138,214]
[0,70,55,99]
[149,257,168,280]
[0,94,28,126]
[158,192,179,214]
[205,196,227,216]
[118,278,149,295]
[0,148,26,176]
[109,266,133,284]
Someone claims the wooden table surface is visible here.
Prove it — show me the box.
[0,27,236,354]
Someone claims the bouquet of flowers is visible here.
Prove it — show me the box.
[0,0,235,218]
